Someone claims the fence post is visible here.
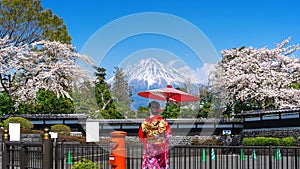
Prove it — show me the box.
[209,146,212,169]
[60,142,64,169]
[295,148,298,169]
[42,128,52,169]
[54,142,60,169]
[20,144,28,169]
[269,145,272,169]
[2,129,9,169]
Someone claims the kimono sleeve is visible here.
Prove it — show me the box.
[138,123,146,142]
[163,119,172,143]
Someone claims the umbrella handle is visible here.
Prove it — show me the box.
[165,97,170,115]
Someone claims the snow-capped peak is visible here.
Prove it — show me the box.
[123,57,198,88]
[107,57,201,110]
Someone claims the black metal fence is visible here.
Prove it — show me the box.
[54,143,110,169]
[124,144,300,169]
[2,139,300,169]
[3,141,43,169]
[168,145,300,169]
[1,129,53,169]
[60,144,300,169]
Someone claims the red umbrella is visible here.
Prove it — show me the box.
[137,85,199,103]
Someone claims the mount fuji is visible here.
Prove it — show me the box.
[108,57,201,109]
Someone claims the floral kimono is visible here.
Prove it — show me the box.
[138,115,172,169]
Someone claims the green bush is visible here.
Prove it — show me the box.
[267,137,281,146]
[281,137,296,146]
[51,124,71,136]
[243,136,297,146]
[72,158,101,169]
[3,117,33,129]
[243,137,281,146]
[255,137,268,146]
[242,137,255,146]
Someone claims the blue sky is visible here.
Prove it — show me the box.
[42,0,300,79]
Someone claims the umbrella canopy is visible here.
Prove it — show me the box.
[137,85,199,103]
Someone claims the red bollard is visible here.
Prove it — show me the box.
[109,131,127,169]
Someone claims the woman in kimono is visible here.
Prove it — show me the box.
[138,101,172,169]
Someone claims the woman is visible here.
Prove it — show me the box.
[138,101,172,169]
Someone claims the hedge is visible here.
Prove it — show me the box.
[3,117,33,129]
[243,136,296,146]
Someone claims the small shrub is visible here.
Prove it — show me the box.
[255,137,268,146]
[72,158,101,169]
[51,124,71,136]
[243,137,281,146]
[281,137,296,146]
[267,137,281,146]
[3,117,33,129]
[242,137,255,146]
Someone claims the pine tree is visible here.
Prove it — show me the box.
[111,67,133,118]
[136,106,149,118]
[161,102,180,118]
[93,66,123,119]
[198,85,212,118]
[72,81,98,115]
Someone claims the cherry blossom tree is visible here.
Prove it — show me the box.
[211,38,300,115]
[0,36,93,106]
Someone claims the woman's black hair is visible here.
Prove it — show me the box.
[149,101,160,115]
[149,101,160,109]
